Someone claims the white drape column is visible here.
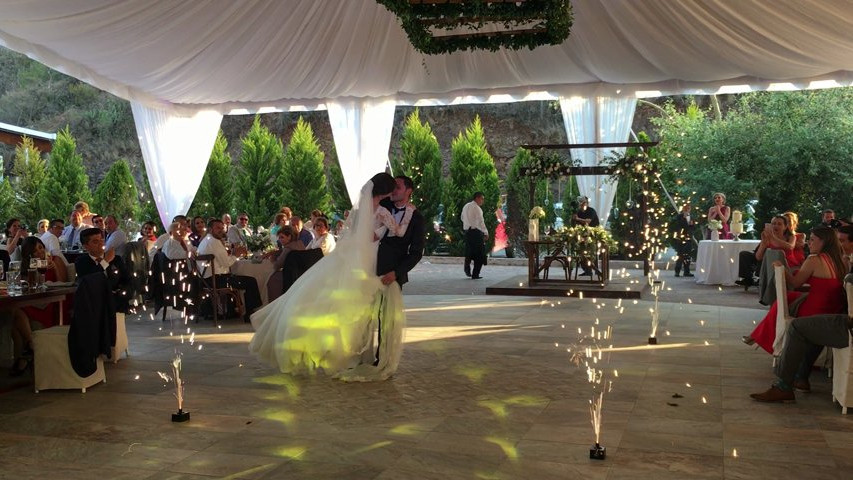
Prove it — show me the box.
[326,97,397,205]
[131,102,223,228]
[559,96,637,226]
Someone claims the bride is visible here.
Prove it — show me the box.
[249,173,410,381]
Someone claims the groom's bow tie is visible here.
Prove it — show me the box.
[391,205,405,214]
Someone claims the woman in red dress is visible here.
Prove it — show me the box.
[782,211,806,267]
[19,237,71,329]
[744,227,846,353]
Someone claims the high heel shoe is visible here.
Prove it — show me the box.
[741,336,756,346]
[9,357,31,377]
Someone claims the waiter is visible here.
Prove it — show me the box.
[461,192,488,279]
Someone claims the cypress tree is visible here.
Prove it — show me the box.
[392,109,443,254]
[235,116,285,226]
[281,117,330,218]
[39,126,92,222]
[93,159,138,221]
[443,116,500,255]
[190,130,234,219]
[326,150,352,217]
[11,136,47,227]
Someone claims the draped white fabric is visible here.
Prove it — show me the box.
[559,97,637,225]
[327,98,397,204]
[1,1,851,114]
[131,103,222,227]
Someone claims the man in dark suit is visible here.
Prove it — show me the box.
[75,227,130,310]
[373,175,425,364]
[377,175,425,289]
[671,203,696,277]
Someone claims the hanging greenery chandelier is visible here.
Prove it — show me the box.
[376,0,573,55]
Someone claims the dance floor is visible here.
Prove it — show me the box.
[1,294,851,479]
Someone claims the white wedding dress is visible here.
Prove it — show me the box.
[249,180,408,381]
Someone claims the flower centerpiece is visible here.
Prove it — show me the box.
[529,206,546,241]
[244,232,273,258]
[707,219,723,241]
[553,225,617,259]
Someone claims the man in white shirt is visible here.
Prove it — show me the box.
[39,218,68,264]
[61,210,87,250]
[197,219,262,321]
[227,213,252,245]
[154,215,189,251]
[307,217,336,255]
[162,222,190,260]
[104,215,128,258]
[460,192,488,279]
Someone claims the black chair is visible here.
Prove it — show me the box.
[0,249,9,279]
[149,250,193,323]
[191,254,244,326]
[122,240,149,312]
[280,248,324,294]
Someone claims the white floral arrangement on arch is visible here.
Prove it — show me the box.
[524,151,573,179]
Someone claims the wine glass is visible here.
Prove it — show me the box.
[37,258,49,290]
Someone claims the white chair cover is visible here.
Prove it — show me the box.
[33,326,105,393]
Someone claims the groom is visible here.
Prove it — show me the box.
[374,174,426,361]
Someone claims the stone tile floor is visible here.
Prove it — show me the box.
[1,287,851,479]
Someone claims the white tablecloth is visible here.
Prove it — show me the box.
[695,240,760,286]
[231,259,276,305]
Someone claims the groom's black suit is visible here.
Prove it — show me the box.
[376,198,426,287]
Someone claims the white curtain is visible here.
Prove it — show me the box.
[559,96,637,226]
[327,97,397,204]
[131,102,222,228]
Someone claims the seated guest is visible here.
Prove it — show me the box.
[751,273,853,402]
[36,219,49,235]
[290,215,313,247]
[3,218,27,261]
[197,219,262,321]
[782,211,806,267]
[821,208,843,229]
[743,227,847,352]
[838,225,853,272]
[227,213,252,245]
[20,236,70,330]
[162,221,191,260]
[737,215,796,288]
[264,226,305,302]
[40,218,67,264]
[92,214,105,231]
[1,307,35,376]
[304,209,323,232]
[221,213,232,232]
[269,212,288,240]
[139,221,158,259]
[61,210,86,250]
[572,196,600,227]
[154,215,189,251]
[307,216,336,255]
[74,201,97,227]
[103,215,127,257]
[74,227,130,310]
[188,216,206,248]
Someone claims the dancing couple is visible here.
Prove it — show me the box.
[249,173,425,381]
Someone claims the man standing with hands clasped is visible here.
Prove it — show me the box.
[461,192,488,279]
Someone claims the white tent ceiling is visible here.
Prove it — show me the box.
[1,0,851,225]
[1,0,851,113]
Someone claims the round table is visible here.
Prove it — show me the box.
[695,239,760,286]
[231,259,276,305]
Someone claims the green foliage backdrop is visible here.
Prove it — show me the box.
[11,137,46,227]
[93,159,138,221]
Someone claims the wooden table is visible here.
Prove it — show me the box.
[0,286,76,325]
[525,240,609,286]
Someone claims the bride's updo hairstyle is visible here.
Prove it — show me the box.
[370,173,396,197]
